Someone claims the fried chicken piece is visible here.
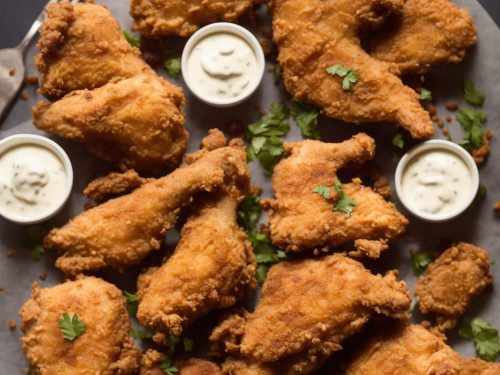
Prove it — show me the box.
[130,0,259,38]
[210,254,410,374]
[344,323,463,375]
[370,0,477,75]
[140,350,223,375]
[33,74,187,175]
[83,170,148,204]
[462,358,500,375]
[19,277,140,375]
[44,142,250,275]
[136,187,257,336]
[261,134,408,257]
[271,0,434,138]
[414,242,493,332]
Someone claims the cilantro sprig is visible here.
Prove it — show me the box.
[460,317,500,361]
[20,226,49,261]
[411,251,434,276]
[123,291,138,316]
[313,178,358,216]
[392,133,404,150]
[326,64,359,91]
[457,108,487,152]
[164,51,181,77]
[290,98,320,139]
[122,30,140,48]
[59,313,85,341]
[131,327,154,340]
[420,88,432,102]
[464,80,485,106]
[245,102,290,173]
[274,65,283,83]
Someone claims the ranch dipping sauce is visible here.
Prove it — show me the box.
[401,149,472,215]
[0,144,67,221]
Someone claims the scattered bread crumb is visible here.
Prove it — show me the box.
[436,117,444,128]
[442,128,449,136]
[8,67,15,76]
[8,320,16,330]
[38,272,47,281]
[446,101,459,111]
[494,202,500,211]
[0,286,4,292]
[445,115,452,123]
[472,129,491,165]
[23,75,38,85]
[20,91,28,101]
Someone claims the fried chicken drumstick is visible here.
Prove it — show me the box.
[19,277,140,375]
[261,133,408,257]
[44,141,250,275]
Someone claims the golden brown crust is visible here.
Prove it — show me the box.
[461,358,500,375]
[262,134,408,255]
[271,0,434,138]
[19,277,140,375]
[415,242,493,332]
[140,350,223,375]
[83,170,149,204]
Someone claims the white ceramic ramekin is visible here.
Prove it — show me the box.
[395,140,479,222]
[0,134,73,224]
[181,22,265,107]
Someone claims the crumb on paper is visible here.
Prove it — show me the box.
[8,67,15,76]
[435,117,444,128]
[8,320,16,330]
[472,129,491,165]
[23,75,38,86]
[442,128,449,137]
[38,272,47,281]
[494,202,500,211]
[0,286,4,292]
[427,104,436,117]
[446,101,459,111]
[20,91,28,101]
[445,115,452,123]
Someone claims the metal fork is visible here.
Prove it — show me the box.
[0,0,80,122]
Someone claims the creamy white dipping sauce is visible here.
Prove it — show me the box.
[401,150,472,215]
[186,32,259,100]
[0,145,67,220]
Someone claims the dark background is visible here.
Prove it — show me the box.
[0,0,499,48]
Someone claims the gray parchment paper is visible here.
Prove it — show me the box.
[0,0,499,372]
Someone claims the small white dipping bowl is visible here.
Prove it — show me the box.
[181,22,265,107]
[395,140,479,222]
[0,134,73,225]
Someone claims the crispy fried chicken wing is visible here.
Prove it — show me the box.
[461,358,500,375]
[33,74,188,175]
[140,350,223,375]
[261,134,408,256]
[371,0,477,74]
[271,0,434,138]
[19,277,140,375]
[415,242,493,332]
[210,254,410,374]
[44,142,250,275]
[130,0,259,38]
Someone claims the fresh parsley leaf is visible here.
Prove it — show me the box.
[464,80,485,106]
[237,196,262,232]
[332,178,358,215]
[457,108,487,152]
[460,318,500,361]
[122,30,140,48]
[183,337,194,352]
[164,56,181,77]
[59,313,85,341]
[256,264,270,285]
[20,226,49,261]
[411,251,434,276]
[248,231,286,285]
[326,64,359,91]
[392,133,404,149]
[312,185,331,199]
[160,355,178,375]
[245,103,290,172]
[123,291,138,316]
[131,327,154,340]
[476,183,487,200]
[274,65,283,82]
[290,98,320,139]
[30,244,44,261]
[420,88,432,101]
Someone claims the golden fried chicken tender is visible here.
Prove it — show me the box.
[33,74,188,175]
[136,187,257,336]
[140,350,223,375]
[271,0,434,138]
[210,254,410,374]
[261,134,408,256]
[44,142,250,275]
[19,277,140,375]
[36,2,152,98]
[371,0,477,74]
[415,242,493,332]
[462,358,500,375]
[130,0,259,38]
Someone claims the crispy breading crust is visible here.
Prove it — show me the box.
[19,277,140,375]
[140,350,223,375]
[83,170,148,204]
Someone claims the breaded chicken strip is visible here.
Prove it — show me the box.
[130,0,259,38]
[44,142,250,275]
[271,0,434,138]
[33,74,188,175]
[415,242,493,332]
[462,358,500,375]
[261,134,408,257]
[210,254,410,374]
[19,277,140,375]
[140,350,223,375]
[36,2,152,98]
[136,187,257,336]
[371,0,477,74]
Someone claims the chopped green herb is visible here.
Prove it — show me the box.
[326,64,359,91]
[290,98,320,139]
[160,355,178,375]
[237,196,261,232]
[131,327,154,340]
[464,80,485,106]
[245,102,290,173]
[123,291,138,316]
[420,88,432,102]
[164,55,181,77]
[457,108,487,152]
[476,184,487,200]
[30,244,44,261]
[20,226,49,261]
[256,264,270,285]
[392,133,404,149]
[183,337,194,352]
[460,317,500,361]
[312,185,331,200]
[248,231,286,285]
[332,178,358,215]
[411,251,434,276]
[274,65,283,82]
[59,313,85,341]
[122,30,140,48]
